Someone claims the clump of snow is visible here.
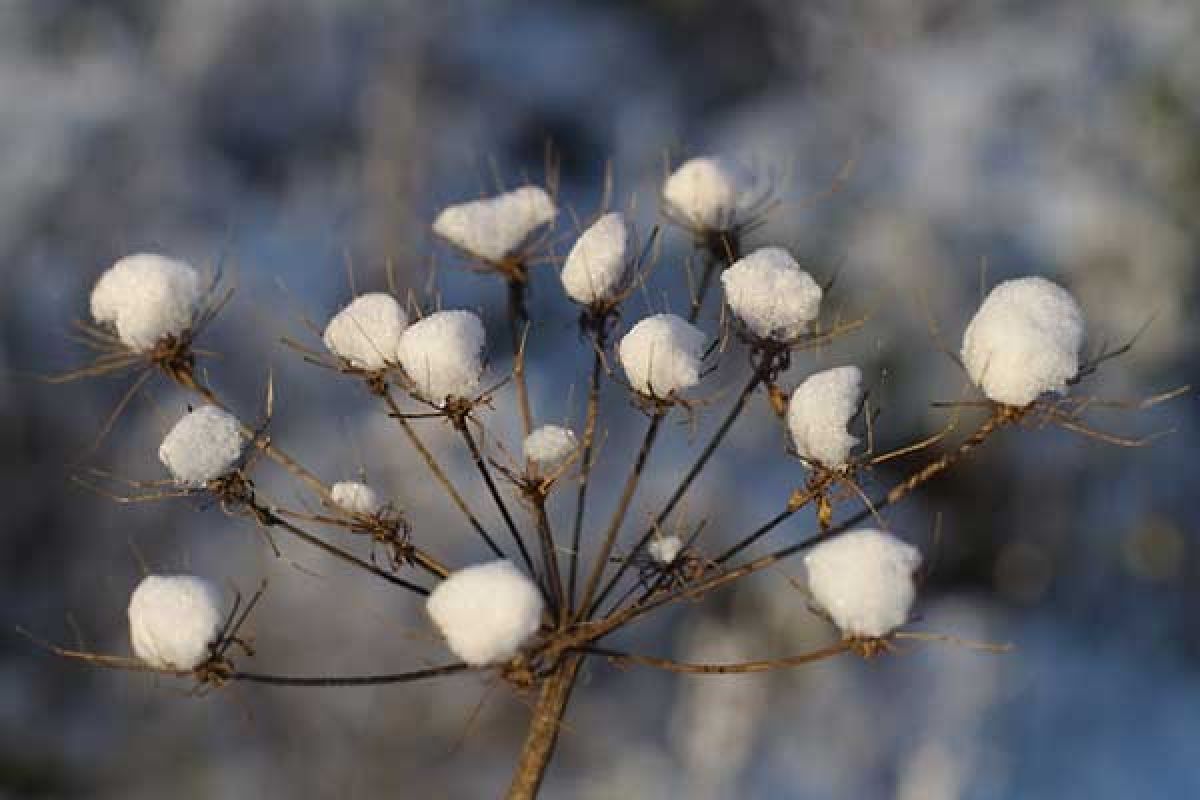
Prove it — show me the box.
[648,535,683,565]
[322,292,408,370]
[433,186,556,264]
[803,529,922,638]
[787,366,863,469]
[561,212,632,305]
[128,575,224,670]
[396,310,486,405]
[523,425,577,470]
[425,560,543,666]
[662,157,754,232]
[90,253,202,352]
[721,247,823,341]
[961,276,1085,407]
[158,405,244,487]
[331,481,384,515]
[618,314,707,399]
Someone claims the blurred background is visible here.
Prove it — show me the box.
[2,1,1197,797]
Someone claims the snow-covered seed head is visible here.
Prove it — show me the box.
[322,293,408,371]
[561,212,632,306]
[523,424,578,471]
[432,186,557,264]
[425,560,544,666]
[961,277,1085,407]
[803,529,922,639]
[90,253,202,352]
[647,534,683,565]
[662,156,754,233]
[721,247,822,341]
[787,366,863,469]
[618,313,708,400]
[330,481,384,515]
[396,310,486,406]
[158,405,245,487]
[128,575,225,670]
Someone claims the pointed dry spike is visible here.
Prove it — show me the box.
[870,414,961,466]
[72,368,155,462]
[893,631,1012,653]
[17,627,193,676]
[43,353,143,383]
[1050,413,1172,448]
[264,369,275,421]
[1072,312,1159,383]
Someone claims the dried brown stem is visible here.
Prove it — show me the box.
[567,326,606,614]
[581,640,853,674]
[505,654,582,800]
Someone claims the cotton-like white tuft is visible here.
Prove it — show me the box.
[662,157,754,232]
[787,366,863,469]
[90,253,202,352]
[128,575,224,670]
[396,310,486,405]
[561,212,632,305]
[331,481,384,515]
[322,293,408,370]
[523,425,577,470]
[803,529,922,638]
[721,247,822,341]
[961,277,1085,407]
[618,314,707,399]
[433,186,556,264]
[648,535,683,565]
[425,560,543,666]
[158,405,244,487]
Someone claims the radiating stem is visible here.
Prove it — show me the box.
[567,328,606,613]
[580,641,852,674]
[456,418,537,577]
[533,497,565,622]
[509,279,534,438]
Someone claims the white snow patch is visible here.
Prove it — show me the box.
[323,292,408,370]
[425,560,543,666]
[618,314,707,399]
[662,156,754,232]
[158,405,244,487]
[331,481,384,515]
[648,535,683,565]
[396,310,486,405]
[128,574,224,670]
[433,186,556,263]
[523,425,577,470]
[721,247,822,341]
[561,212,632,305]
[90,253,202,352]
[804,529,922,638]
[787,366,863,469]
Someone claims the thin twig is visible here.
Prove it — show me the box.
[456,417,538,577]
[568,326,606,614]
[579,641,852,674]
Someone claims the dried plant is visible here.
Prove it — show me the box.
[31,156,1184,799]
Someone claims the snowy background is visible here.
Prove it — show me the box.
[3,1,1198,797]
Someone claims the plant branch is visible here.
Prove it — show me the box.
[567,326,606,615]
[580,641,852,674]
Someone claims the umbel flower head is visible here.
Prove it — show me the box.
[523,425,577,471]
[331,481,384,515]
[803,529,922,639]
[396,310,486,406]
[560,212,633,307]
[721,247,822,342]
[617,313,707,400]
[962,276,1085,407]
[323,293,409,371]
[158,405,245,487]
[433,186,557,266]
[662,156,756,234]
[90,253,202,352]
[128,575,225,670]
[425,560,543,666]
[787,366,863,470]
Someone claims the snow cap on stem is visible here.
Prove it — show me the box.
[803,529,922,638]
[433,186,556,264]
[561,212,632,305]
[396,310,486,405]
[648,535,683,565]
[128,575,224,670]
[331,481,384,515]
[159,405,245,487]
[323,293,408,370]
[523,424,577,471]
[90,253,202,352]
[787,366,863,469]
[721,247,822,341]
[618,313,707,399]
[961,276,1085,407]
[663,156,754,232]
[425,560,543,666]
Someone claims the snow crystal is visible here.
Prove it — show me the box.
[787,366,863,469]
[561,212,632,305]
[618,314,707,399]
[331,481,384,515]
[662,157,754,232]
[128,575,224,670]
[803,529,922,638]
[433,186,556,263]
[721,247,822,341]
[648,535,683,565]
[158,405,244,487]
[396,310,486,405]
[323,292,408,370]
[425,560,544,666]
[90,253,202,352]
[961,276,1085,407]
[523,425,577,470]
